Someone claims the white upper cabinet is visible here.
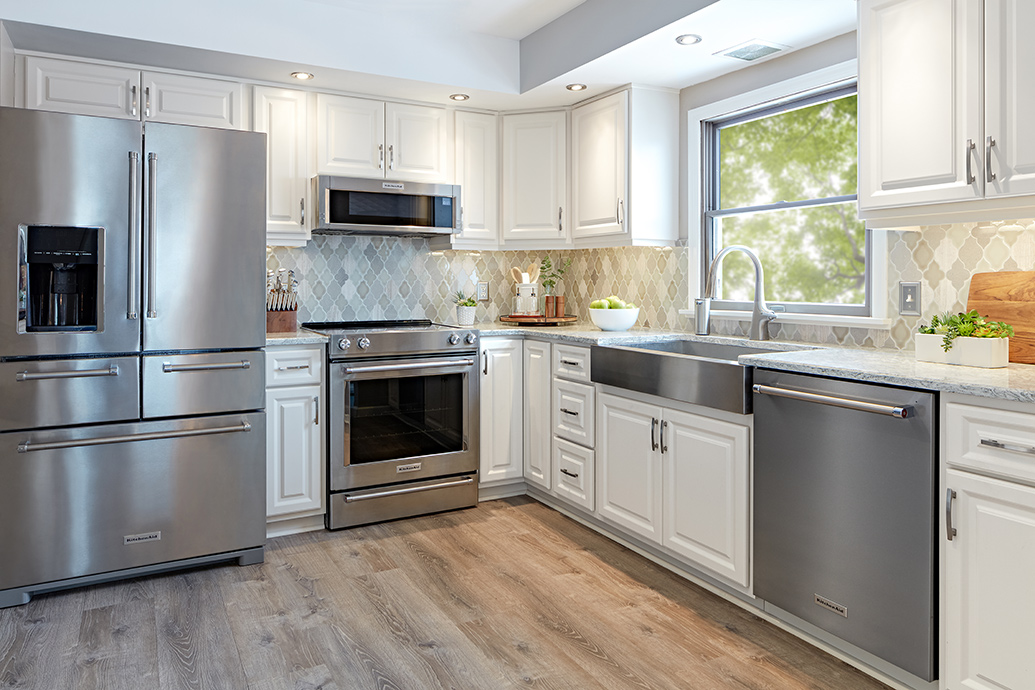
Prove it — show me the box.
[859,0,1035,226]
[571,87,677,248]
[430,110,498,250]
[24,56,244,129]
[316,94,450,183]
[254,87,310,247]
[501,110,568,246]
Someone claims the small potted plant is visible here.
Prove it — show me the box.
[453,290,477,326]
[916,310,1013,368]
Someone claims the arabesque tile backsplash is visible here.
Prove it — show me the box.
[269,218,1035,351]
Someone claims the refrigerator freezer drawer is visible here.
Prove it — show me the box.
[0,412,265,592]
[0,356,140,431]
[143,351,264,418]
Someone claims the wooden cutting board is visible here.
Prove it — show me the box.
[966,271,1035,364]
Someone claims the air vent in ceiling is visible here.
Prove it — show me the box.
[716,40,788,62]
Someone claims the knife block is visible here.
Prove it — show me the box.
[266,309,297,333]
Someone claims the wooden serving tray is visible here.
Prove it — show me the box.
[499,314,578,326]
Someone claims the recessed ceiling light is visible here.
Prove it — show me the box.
[449,93,470,101]
[290,71,314,81]
[566,83,587,92]
[675,34,702,46]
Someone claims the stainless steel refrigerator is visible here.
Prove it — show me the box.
[0,107,267,608]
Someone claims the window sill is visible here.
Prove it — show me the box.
[677,309,892,330]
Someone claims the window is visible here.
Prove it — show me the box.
[702,83,869,316]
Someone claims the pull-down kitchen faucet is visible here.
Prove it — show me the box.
[695,245,777,341]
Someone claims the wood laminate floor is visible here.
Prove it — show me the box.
[0,497,891,690]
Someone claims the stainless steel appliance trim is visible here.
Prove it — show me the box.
[343,476,474,503]
[345,358,474,375]
[128,151,139,319]
[980,438,1035,456]
[18,421,251,453]
[146,151,157,319]
[946,488,957,541]
[162,360,251,373]
[17,364,118,381]
[752,384,912,418]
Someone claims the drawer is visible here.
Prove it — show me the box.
[554,378,595,447]
[0,356,140,431]
[553,437,594,512]
[143,351,265,419]
[553,344,591,383]
[266,346,323,387]
[946,402,1035,486]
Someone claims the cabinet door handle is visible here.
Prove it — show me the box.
[144,86,151,118]
[130,84,138,117]
[378,144,384,169]
[986,135,997,182]
[660,420,668,454]
[483,350,488,375]
[980,438,1035,456]
[560,359,580,367]
[650,417,659,451]
[389,144,394,170]
[558,206,563,233]
[560,408,579,417]
[560,468,579,479]
[314,395,319,425]
[946,488,957,541]
[965,139,976,185]
[300,197,305,226]
[616,198,625,225]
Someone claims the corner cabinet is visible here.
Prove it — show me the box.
[479,338,523,486]
[571,88,678,247]
[315,94,451,183]
[254,87,310,247]
[858,0,1035,226]
[501,110,568,247]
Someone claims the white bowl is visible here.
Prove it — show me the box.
[589,307,639,331]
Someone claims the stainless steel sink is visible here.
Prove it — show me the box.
[590,340,773,414]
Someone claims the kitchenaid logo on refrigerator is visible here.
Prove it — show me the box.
[124,531,161,545]
[814,594,848,618]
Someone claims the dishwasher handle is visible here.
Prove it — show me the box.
[752,384,912,419]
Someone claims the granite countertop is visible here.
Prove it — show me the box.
[473,322,808,351]
[265,328,328,347]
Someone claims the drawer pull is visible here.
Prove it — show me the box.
[560,359,581,367]
[980,438,1035,456]
[560,468,579,479]
[277,364,310,371]
[560,408,579,417]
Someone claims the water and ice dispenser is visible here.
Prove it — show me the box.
[22,226,99,331]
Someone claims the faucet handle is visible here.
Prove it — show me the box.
[694,297,712,335]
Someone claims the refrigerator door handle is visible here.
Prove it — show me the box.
[146,152,158,319]
[17,364,119,382]
[18,422,252,453]
[128,151,140,320]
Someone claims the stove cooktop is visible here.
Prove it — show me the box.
[303,320,478,358]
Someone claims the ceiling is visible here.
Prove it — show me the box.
[0,0,857,110]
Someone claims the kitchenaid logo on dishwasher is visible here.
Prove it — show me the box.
[124,531,161,545]
[814,594,848,618]
[396,462,422,473]
[382,182,405,190]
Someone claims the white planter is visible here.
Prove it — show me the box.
[456,305,476,326]
[915,332,1009,368]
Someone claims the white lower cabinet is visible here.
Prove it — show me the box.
[945,471,1035,689]
[523,340,552,491]
[480,338,523,484]
[553,437,594,511]
[553,378,594,447]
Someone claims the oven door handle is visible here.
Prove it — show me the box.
[344,358,475,375]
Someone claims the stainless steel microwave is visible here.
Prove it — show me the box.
[312,175,460,237]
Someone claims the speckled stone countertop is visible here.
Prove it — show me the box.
[473,322,811,351]
[265,328,328,347]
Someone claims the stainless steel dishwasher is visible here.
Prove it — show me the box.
[752,369,937,682]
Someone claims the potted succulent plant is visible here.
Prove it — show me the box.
[453,290,477,326]
[916,310,1013,368]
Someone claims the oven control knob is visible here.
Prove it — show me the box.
[465,333,476,345]
[338,337,351,351]
[357,337,371,350]
[448,333,461,345]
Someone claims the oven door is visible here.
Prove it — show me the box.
[329,354,479,491]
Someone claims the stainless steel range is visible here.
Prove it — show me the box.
[305,320,479,529]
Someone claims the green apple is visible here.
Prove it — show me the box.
[590,299,609,309]
[625,302,636,309]
[607,296,625,309]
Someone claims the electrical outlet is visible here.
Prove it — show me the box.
[477,281,489,302]
[899,282,921,316]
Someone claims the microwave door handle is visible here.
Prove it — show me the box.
[128,151,140,320]
[146,152,157,319]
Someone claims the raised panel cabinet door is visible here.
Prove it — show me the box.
[661,409,750,588]
[386,102,450,182]
[142,72,244,129]
[984,0,1035,198]
[596,392,662,543]
[254,86,309,246]
[572,91,626,239]
[523,340,552,491]
[858,0,983,212]
[945,470,1035,690]
[316,94,385,178]
[24,56,138,119]
[455,110,498,245]
[501,111,567,242]
[266,386,323,518]
[553,437,594,512]
[480,338,523,483]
